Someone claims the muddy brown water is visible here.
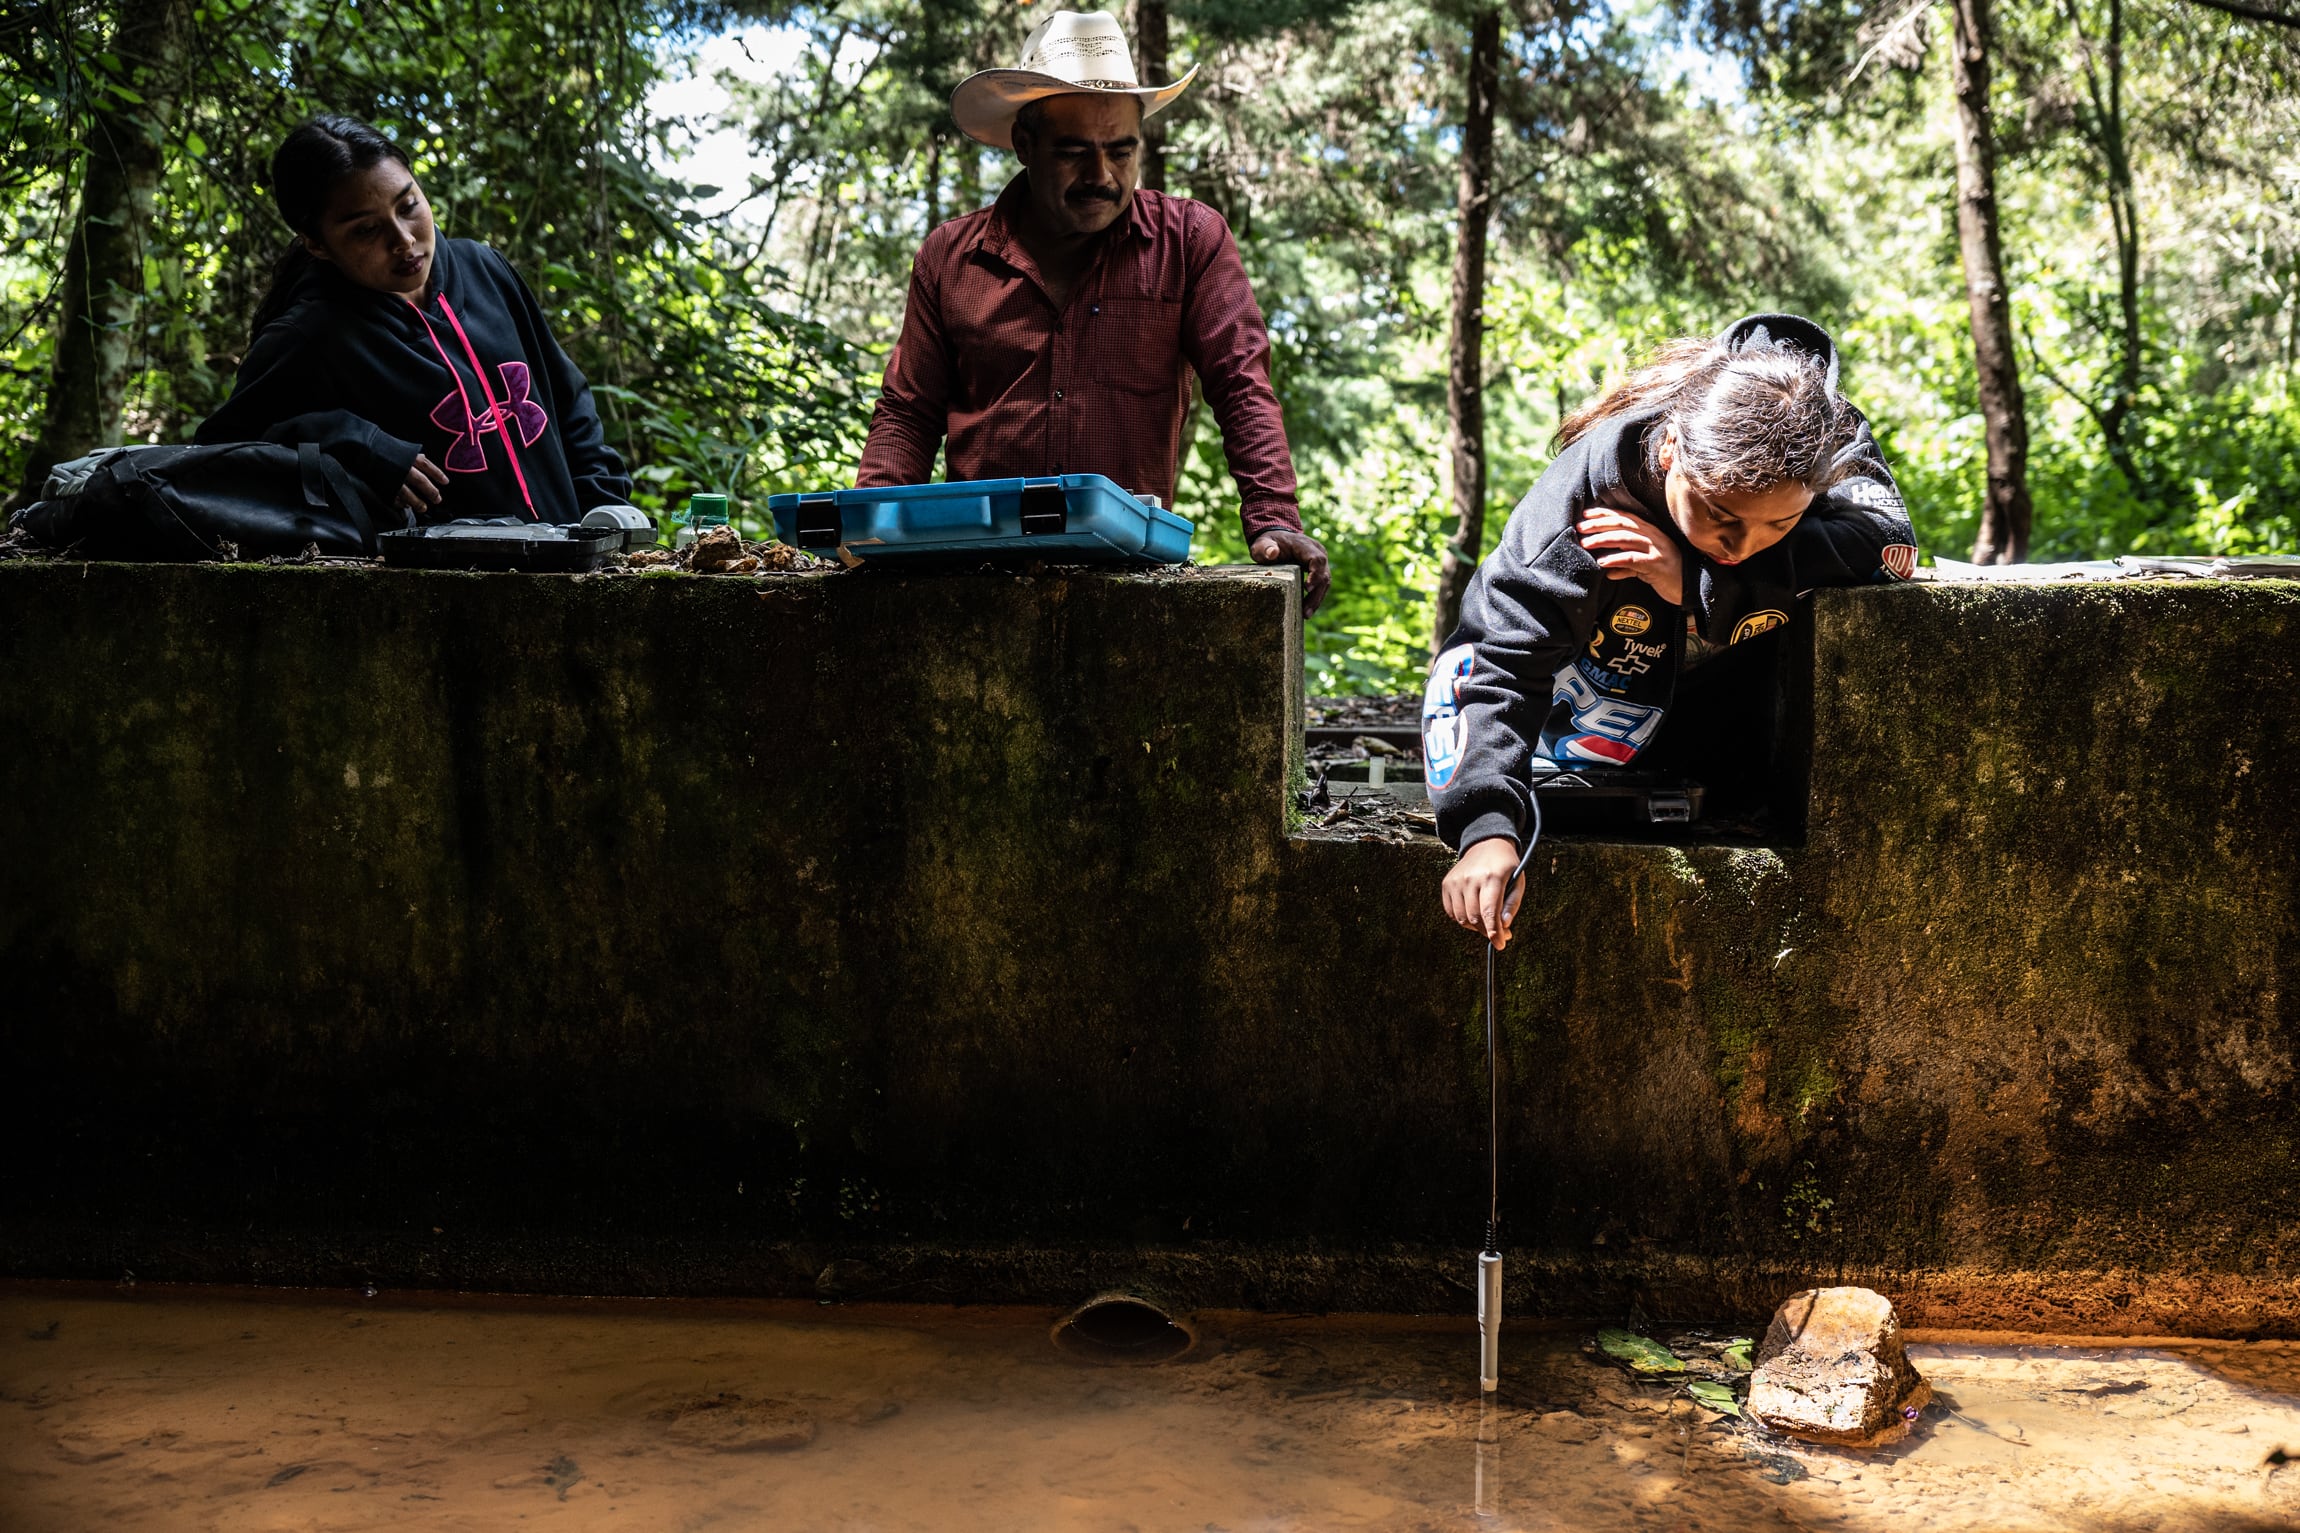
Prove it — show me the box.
[6,1285,2300,1531]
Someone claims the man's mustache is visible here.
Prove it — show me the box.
[1066,186,1120,204]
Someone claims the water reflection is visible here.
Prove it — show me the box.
[4,1286,2299,1532]
[1474,1394,1500,1520]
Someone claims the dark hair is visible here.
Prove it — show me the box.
[247,116,413,342]
[1556,335,1861,496]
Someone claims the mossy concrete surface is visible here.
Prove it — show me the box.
[2,567,2295,1332]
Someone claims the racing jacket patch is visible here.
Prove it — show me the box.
[1423,642,1477,790]
[1537,589,1679,766]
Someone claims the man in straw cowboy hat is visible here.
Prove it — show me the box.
[858,9,1329,612]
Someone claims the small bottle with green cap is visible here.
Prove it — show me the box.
[675,492,731,551]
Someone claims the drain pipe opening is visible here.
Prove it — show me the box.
[1051,1293,1195,1365]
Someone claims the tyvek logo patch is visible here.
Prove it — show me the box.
[1422,643,1476,791]
[1603,636,1667,678]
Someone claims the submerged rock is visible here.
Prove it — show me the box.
[1747,1286,1930,1446]
[660,1393,817,1453]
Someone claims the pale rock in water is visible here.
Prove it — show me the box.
[1748,1286,1931,1446]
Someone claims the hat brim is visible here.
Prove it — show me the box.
[951,62,1199,150]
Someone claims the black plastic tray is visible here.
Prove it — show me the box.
[1529,765,1703,828]
[379,519,624,573]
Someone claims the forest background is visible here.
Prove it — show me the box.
[5,0,2296,693]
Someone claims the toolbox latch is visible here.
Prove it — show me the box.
[1647,792,1693,824]
[1020,478,1067,536]
[795,492,842,549]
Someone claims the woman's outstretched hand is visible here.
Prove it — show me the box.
[1443,835,1527,949]
[1578,508,1683,607]
[399,453,448,518]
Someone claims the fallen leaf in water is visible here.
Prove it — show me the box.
[1598,1329,1686,1374]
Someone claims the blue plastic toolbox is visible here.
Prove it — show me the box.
[767,474,1190,566]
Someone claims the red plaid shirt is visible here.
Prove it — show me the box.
[858,179,1302,542]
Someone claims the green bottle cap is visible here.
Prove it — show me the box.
[688,493,730,526]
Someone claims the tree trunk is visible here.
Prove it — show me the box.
[1138,0,1169,194]
[925,131,943,230]
[1430,8,1501,655]
[14,0,192,509]
[1950,0,2034,564]
[2062,0,2147,499]
[922,4,944,228]
[2095,0,2145,497]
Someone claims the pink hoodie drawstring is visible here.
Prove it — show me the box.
[406,293,539,519]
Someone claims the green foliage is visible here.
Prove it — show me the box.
[0,1,95,471]
[1,0,873,515]
[1781,1168,1834,1237]
[7,0,2298,688]
[1694,0,2300,571]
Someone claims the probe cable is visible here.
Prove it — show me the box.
[1479,797,1541,1397]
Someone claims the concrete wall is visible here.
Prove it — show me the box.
[3,563,2296,1333]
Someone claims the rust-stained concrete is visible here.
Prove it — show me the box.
[1,565,2294,1332]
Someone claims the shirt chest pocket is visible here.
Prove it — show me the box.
[1080,295,1184,395]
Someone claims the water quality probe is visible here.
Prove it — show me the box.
[1479,804,1542,1397]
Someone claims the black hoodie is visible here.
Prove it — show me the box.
[1423,313,1918,854]
[197,238,630,523]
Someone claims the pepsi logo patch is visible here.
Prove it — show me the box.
[1421,643,1477,791]
[1881,543,1917,581]
[1565,733,1639,765]
[1540,664,1665,767]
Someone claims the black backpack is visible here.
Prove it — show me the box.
[13,439,410,561]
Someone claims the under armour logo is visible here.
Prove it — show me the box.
[431,361,548,473]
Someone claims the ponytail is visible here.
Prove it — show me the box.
[245,115,412,346]
[1556,330,1862,496]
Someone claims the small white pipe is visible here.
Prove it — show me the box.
[1478,1249,1503,1393]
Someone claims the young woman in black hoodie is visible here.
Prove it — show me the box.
[1425,314,1919,946]
[197,116,631,523]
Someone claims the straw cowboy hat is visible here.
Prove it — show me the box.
[951,10,1199,150]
